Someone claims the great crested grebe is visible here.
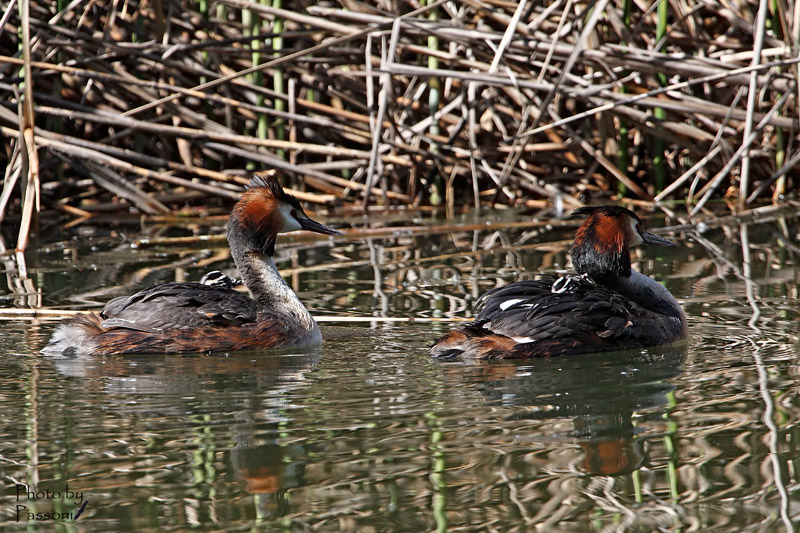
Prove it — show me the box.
[43,176,341,356]
[430,206,687,359]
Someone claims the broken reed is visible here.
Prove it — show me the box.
[0,0,797,239]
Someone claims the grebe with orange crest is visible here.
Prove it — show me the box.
[430,206,687,359]
[43,176,341,356]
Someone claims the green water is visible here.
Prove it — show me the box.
[1,211,799,531]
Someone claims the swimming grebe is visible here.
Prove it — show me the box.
[43,176,341,356]
[430,206,687,359]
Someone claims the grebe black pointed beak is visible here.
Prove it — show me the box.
[298,216,342,236]
[642,231,674,247]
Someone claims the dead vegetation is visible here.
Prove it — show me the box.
[1,0,798,249]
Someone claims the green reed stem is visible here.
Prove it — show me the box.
[242,7,256,85]
[272,0,286,160]
[652,0,668,193]
[425,410,448,533]
[771,0,786,201]
[663,390,679,500]
[253,0,266,142]
[242,6,259,168]
[427,29,440,138]
[426,1,442,205]
[632,468,643,502]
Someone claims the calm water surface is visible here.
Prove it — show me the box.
[1,209,799,531]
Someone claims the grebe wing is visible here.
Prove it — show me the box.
[474,275,636,342]
[100,282,261,332]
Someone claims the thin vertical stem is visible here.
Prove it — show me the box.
[740,0,770,210]
[771,0,786,204]
[427,0,442,205]
[652,0,668,194]
[663,390,679,500]
[425,410,448,533]
[272,0,285,160]
[617,0,632,196]
[17,0,39,252]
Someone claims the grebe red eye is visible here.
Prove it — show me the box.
[290,209,297,218]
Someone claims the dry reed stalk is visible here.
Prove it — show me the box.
[0,0,796,240]
[15,0,39,252]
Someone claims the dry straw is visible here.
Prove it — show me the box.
[1,0,798,249]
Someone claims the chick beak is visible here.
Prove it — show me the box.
[298,216,341,236]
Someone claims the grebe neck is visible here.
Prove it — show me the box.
[235,249,320,339]
[600,270,687,326]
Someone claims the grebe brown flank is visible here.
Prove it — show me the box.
[430,206,687,359]
[43,176,341,356]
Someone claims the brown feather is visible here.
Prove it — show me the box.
[591,214,625,255]
[80,313,301,355]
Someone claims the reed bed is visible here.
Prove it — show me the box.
[1,0,798,250]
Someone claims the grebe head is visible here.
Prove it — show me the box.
[570,206,673,281]
[228,176,341,256]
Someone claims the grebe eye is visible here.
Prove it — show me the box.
[290,209,297,218]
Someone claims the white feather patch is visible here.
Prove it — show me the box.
[499,298,525,311]
[629,216,644,245]
[278,204,302,233]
